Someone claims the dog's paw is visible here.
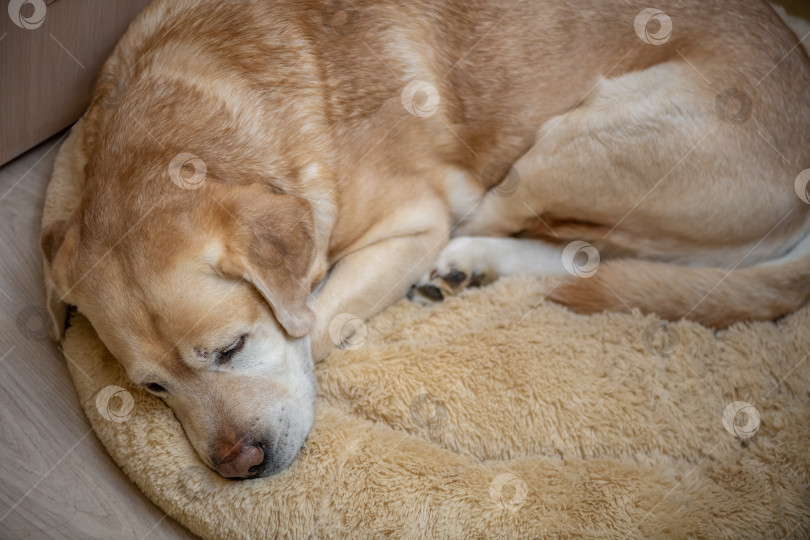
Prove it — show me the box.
[408,237,498,303]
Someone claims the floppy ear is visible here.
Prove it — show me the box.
[217,185,317,338]
[41,218,77,341]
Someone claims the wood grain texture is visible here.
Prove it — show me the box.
[0,133,197,539]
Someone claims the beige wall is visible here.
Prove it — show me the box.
[0,0,151,165]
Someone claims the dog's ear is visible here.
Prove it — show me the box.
[216,184,317,338]
[40,218,78,341]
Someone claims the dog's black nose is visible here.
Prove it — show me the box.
[211,438,265,478]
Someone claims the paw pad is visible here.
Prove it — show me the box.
[441,269,467,286]
[409,268,492,304]
[416,284,444,301]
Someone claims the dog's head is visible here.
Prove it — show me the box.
[42,173,321,478]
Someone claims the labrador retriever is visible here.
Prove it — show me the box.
[42,0,810,477]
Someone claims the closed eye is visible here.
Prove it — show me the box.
[144,382,167,394]
[217,334,247,365]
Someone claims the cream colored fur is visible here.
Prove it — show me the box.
[50,270,810,538]
[41,5,810,534]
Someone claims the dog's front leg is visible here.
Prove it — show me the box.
[309,216,448,362]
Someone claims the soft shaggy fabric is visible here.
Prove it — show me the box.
[43,10,810,540]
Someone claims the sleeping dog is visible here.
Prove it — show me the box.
[42,0,810,477]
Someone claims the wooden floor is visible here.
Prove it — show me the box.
[0,133,197,539]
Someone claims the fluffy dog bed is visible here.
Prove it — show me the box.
[43,11,810,539]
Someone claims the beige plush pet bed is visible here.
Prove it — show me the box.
[43,11,810,540]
